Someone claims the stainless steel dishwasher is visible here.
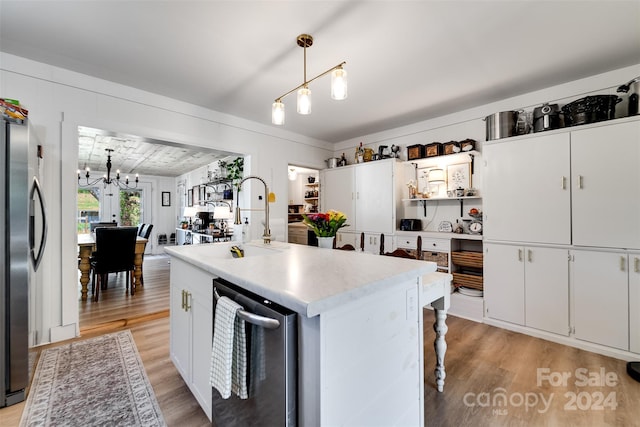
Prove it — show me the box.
[212,278,297,427]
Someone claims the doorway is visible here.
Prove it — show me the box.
[287,165,319,244]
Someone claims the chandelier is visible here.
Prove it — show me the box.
[77,148,139,189]
[272,34,347,125]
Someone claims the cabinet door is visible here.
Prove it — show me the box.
[321,167,355,222]
[483,133,570,244]
[191,285,213,419]
[573,250,629,350]
[169,277,191,380]
[524,247,569,335]
[484,243,525,325]
[355,161,395,234]
[571,120,640,249]
[630,254,640,353]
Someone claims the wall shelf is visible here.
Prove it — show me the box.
[403,196,481,216]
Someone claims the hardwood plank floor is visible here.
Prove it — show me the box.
[2,254,638,426]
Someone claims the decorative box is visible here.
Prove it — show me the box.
[442,141,460,155]
[424,142,442,157]
[459,138,476,152]
[407,144,425,160]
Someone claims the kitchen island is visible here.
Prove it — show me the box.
[165,240,450,426]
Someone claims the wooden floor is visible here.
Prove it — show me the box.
[1,255,639,426]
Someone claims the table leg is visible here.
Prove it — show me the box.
[133,252,143,295]
[78,246,92,301]
[433,308,448,392]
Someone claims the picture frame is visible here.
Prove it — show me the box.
[187,189,193,207]
[161,191,171,207]
[192,185,200,206]
[447,163,471,191]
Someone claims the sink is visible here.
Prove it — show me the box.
[200,241,283,259]
[231,243,281,258]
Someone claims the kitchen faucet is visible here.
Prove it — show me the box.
[234,175,271,244]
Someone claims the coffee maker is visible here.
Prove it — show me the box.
[196,211,213,230]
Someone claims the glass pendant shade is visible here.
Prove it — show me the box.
[272,101,285,125]
[297,87,312,115]
[331,67,348,100]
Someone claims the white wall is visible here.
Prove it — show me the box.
[1,52,333,345]
[334,64,640,230]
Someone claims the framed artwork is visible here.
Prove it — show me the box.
[198,185,207,205]
[187,189,193,207]
[192,185,200,206]
[447,163,471,191]
[161,191,171,207]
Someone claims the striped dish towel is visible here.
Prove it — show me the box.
[210,296,248,399]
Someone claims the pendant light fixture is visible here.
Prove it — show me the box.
[272,34,347,125]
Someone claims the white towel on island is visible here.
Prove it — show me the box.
[210,296,248,399]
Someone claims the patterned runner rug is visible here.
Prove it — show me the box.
[20,330,166,426]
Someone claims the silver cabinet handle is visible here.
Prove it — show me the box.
[185,291,191,311]
[620,256,626,272]
[577,175,583,189]
[635,257,639,273]
[518,249,523,262]
[214,288,280,329]
[527,249,533,263]
[561,176,566,190]
[181,290,185,310]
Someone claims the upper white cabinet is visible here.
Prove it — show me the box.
[483,133,571,244]
[571,120,640,249]
[321,159,399,235]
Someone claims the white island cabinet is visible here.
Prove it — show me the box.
[165,241,450,426]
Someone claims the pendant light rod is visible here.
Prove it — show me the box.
[274,61,347,103]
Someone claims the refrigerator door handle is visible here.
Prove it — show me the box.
[29,176,47,271]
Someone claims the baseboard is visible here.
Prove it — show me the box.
[484,317,640,362]
[49,323,77,343]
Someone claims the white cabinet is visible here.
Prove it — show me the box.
[483,132,571,244]
[170,258,214,420]
[570,120,640,249]
[572,250,629,351]
[321,159,398,236]
[484,243,569,335]
[630,253,640,354]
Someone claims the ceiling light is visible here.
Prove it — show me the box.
[77,148,139,189]
[272,34,347,125]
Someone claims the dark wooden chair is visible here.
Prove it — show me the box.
[90,226,138,301]
[137,224,153,286]
[333,232,365,251]
[380,234,422,260]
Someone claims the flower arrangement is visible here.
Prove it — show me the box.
[302,210,349,237]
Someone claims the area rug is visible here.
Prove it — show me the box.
[19,330,166,427]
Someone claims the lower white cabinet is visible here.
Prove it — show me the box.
[170,258,214,420]
[484,243,569,335]
[630,253,640,354]
[572,250,629,351]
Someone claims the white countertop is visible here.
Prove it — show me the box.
[165,241,436,317]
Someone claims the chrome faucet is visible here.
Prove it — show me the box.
[234,175,271,244]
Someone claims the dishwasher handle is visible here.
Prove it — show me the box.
[214,287,281,330]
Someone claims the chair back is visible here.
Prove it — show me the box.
[381,234,422,259]
[90,221,118,232]
[93,227,137,274]
[140,224,153,239]
[137,223,146,236]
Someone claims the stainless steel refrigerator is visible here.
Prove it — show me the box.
[1,116,47,407]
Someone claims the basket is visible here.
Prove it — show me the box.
[452,272,483,290]
[422,251,448,267]
[451,251,483,269]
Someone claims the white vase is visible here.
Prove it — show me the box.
[317,236,334,249]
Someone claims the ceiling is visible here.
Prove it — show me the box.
[2,1,640,174]
[77,127,236,177]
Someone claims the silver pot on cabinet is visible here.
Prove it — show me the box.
[484,111,520,140]
[533,103,562,132]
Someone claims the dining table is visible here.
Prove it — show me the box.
[77,233,148,301]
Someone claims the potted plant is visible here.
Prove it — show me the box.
[226,157,244,189]
[302,210,349,248]
[217,160,228,179]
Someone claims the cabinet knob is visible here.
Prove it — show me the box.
[620,256,627,272]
